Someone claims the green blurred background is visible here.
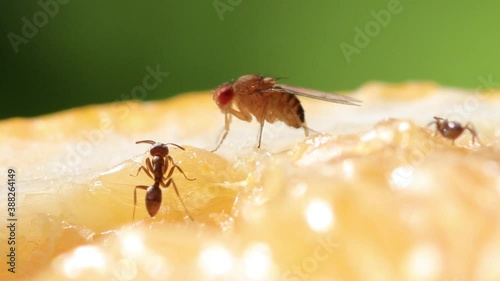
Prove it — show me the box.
[1,0,499,119]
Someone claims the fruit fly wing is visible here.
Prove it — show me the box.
[272,84,361,106]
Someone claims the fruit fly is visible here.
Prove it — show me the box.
[132,140,195,220]
[212,74,361,151]
[428,116,478,145]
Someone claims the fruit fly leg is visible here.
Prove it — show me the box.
[257,118,265,148]
[212,113,232,152]
[162,177,194,221]
[133,185,149,220]
[213,107,253,151]
[302,124,310,136]
[257,100,270,148]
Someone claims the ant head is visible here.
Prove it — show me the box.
[136,140,185,157]
[214,83,234,108]
[149,143,169,157]
[145,186,162,217]
[433,116,448,126]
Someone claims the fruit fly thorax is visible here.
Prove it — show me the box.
[233,75,276,93]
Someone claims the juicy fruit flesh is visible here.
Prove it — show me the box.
[1,84,500,280]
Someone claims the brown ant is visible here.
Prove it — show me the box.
[427,116,478,145]
[132,140,195,220]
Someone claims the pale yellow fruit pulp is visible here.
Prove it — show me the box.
[0,83,500,280]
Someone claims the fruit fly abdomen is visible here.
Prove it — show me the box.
[279,91,305,127]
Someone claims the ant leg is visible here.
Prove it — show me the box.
[131,158,154,180]
[164,158,196,181]
[131,166,147,177]
[464,123,479,145]
[163,178,194,221]
[133,185,149,220]
[145,158,154,177]
[426,121,439,138]
[162,157,168,176]
[175,165,196,181]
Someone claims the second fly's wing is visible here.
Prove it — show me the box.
[271,84,361,106]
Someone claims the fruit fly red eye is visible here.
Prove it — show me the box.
[214,84,234,107]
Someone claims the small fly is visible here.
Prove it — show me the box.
[212,74,361,151]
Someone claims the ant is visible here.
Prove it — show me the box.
[427,116,478,145]
[132,140,195,220]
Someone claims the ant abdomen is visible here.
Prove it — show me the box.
[145,185,162,217]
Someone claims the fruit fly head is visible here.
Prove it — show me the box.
[214,83,234,108]
[214,75,279,108]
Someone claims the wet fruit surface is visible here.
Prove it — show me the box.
[1,83,500,280]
